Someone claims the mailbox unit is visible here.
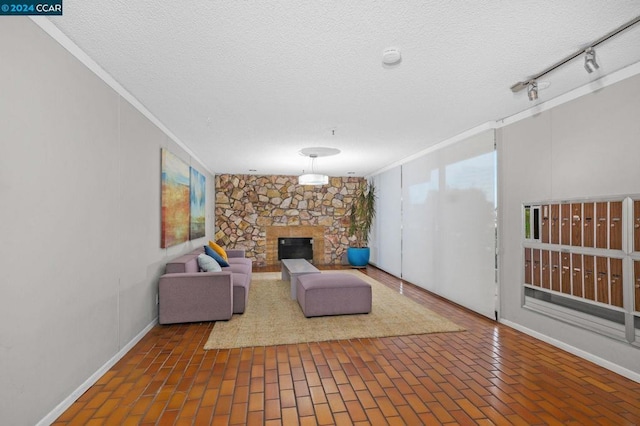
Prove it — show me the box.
[522,196,640,347]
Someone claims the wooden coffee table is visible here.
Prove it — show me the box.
[281,258,320,299]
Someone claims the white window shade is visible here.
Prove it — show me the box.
[370,168,401,276]
[401,130,496,318]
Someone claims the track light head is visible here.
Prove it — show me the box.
[527,81,538,101]
[584,47,599,73]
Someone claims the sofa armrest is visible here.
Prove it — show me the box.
[158,271,234,324]
[226,249,245,258]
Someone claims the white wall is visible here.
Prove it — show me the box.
[498,73,640,377]
[0,18,215,425]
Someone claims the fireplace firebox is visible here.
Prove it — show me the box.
[278,237,313,262]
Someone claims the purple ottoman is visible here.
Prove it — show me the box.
[296,273,372,318]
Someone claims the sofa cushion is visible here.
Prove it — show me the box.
[226,249,246,258]
[197,253,221,272]
[223,263,249,275]
[228,257,252,267]
[231,272,250,314]
[204,245,230,267]
[208,240,229,261]
[165,253,199,273]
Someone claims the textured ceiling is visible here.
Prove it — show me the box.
[47,2,640,176]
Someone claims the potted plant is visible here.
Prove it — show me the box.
[347,180,376,267]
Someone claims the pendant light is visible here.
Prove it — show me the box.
[298,154,328,185]
[298,147,340,186]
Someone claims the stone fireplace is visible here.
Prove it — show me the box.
[215,174,364,266]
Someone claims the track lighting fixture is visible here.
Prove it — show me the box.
[527,81,538,101]
[584,47,599,73]
[510,15,640,101]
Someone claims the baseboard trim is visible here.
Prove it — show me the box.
[37,318,158,426]
[500,319,640,384]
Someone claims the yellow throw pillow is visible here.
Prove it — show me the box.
[208,241,228,261]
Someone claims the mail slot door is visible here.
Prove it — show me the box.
[583,255,595,301]
[635,201,640,252]
[596,256,609,304]
[532,249,541,287]
[541,250,550,289]
[571,254,583,298]
[595,202,608,249]
[571,203,582,246]
[635,260,640,312]
[609,201,622,250]
[550,204,560,245]
[609,258,623,308]
[561,204,571,246]
[524,248,532,285]
[541,205,550,244]
[551,251,560,292]
[583,202,595,248]
[561,252,571,294]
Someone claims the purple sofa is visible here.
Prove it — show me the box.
[158,247,252,325]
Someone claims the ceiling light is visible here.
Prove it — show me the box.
[298,154,328,186]
[584,47,599,73]
[299,147,341,158]
[527,81,538,101]
[509,16,640,99]
[298,147,340,186]
[298,173,329,186]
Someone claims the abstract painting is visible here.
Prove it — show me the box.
[190,167,206,239]
[161,148,190,248]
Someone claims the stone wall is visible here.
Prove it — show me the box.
[215,174,365,265]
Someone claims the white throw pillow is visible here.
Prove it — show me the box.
[197,253,222,272]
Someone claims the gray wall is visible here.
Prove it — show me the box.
[498,73,640,376]
[0,18,215,424]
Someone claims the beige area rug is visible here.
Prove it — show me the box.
[204,270,464,350]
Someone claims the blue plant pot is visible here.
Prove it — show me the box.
[347,247,370,268]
